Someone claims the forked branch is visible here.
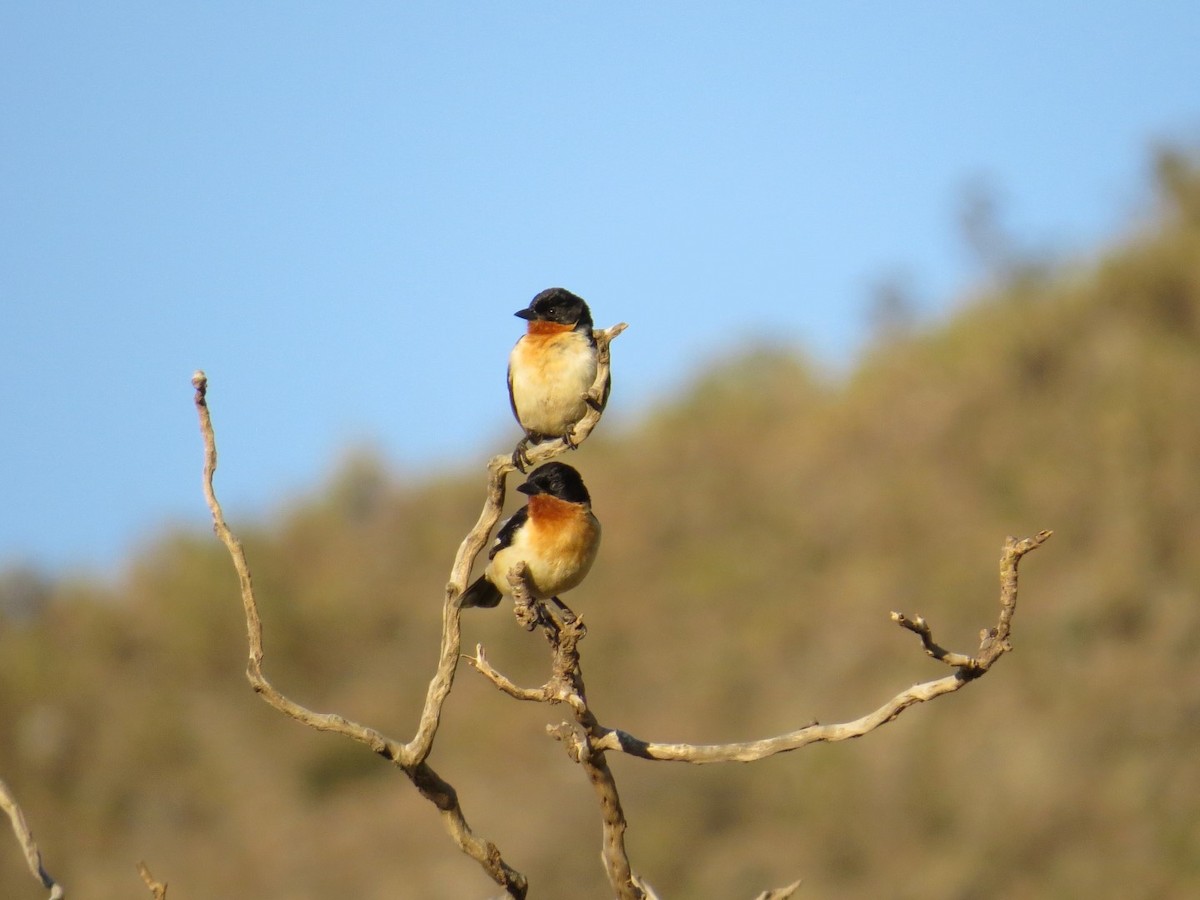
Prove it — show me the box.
[192,373,524,897]
[592,532,1051,763]
[188,320,624,899]
[471,564,645,900]
[471,533,1050,895]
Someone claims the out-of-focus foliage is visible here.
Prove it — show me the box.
[4,150,1200,898]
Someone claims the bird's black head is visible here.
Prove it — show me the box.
[514,287,593,331]
[516,462,591,505]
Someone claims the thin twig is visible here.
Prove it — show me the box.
[0,776,64,900]
[191,372,407,757]
[889,613,976,668]
[470,646,551,702]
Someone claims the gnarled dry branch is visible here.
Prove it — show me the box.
[192,373,525,897]
[192,315,1041,899]
[188,320,624,898]
[590,531,1050,764]
[470,563,645,900]
[1,776,63,900]
[471,533,1050,894]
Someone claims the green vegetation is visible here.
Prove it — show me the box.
[3,150,1200,897]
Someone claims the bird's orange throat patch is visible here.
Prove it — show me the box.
[526,320,574,336]
[527,493,586,524]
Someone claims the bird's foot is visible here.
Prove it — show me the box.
[512,436,535,472]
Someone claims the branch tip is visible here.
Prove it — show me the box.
[755,877,803,900]
[600,322,629,341]
[1010,529,1053,556]
[138,860,168,899]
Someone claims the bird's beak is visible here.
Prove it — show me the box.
[514,308,537,320]
[516,481,539,495]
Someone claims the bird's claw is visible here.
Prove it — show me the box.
[512,437,533,473]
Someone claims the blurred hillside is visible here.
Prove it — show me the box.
[3,150,1200,898]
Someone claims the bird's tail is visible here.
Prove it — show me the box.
[459,575,502,609]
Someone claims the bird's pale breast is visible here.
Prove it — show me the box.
[509,331,598,436]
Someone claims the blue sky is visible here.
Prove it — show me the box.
[2,3,1197,573]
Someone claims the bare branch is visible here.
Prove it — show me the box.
[468,645,552,702]
[578,739,640,900]
[474,564,647,900]
[189,324,627,894]
[473,533,1050,896]
[191,371,528,899]
[588,531,1052,763]
[137,861,168,899]
[0,777,63,900]
[191,372,407,756]
[889,613,976,668]
[191,317,1035,900]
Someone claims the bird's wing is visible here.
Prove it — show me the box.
[490,506,529,560]
[506,360,520,425]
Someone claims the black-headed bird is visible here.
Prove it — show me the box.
[460,462,601,611]
[508,288,608,465]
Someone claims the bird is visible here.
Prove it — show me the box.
[508,287,609,468]
[459,461,601,612]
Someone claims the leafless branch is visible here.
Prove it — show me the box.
[589,531,1051,763]
[471,533,1050,895]
[137,861,167,899]
[470,563,645,900]
[192,373,527,896]
[187,321,624,898]
[192,317,1039,899]
[0,776,64,900]
[470,646,549,702]
[888,612,977,668]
